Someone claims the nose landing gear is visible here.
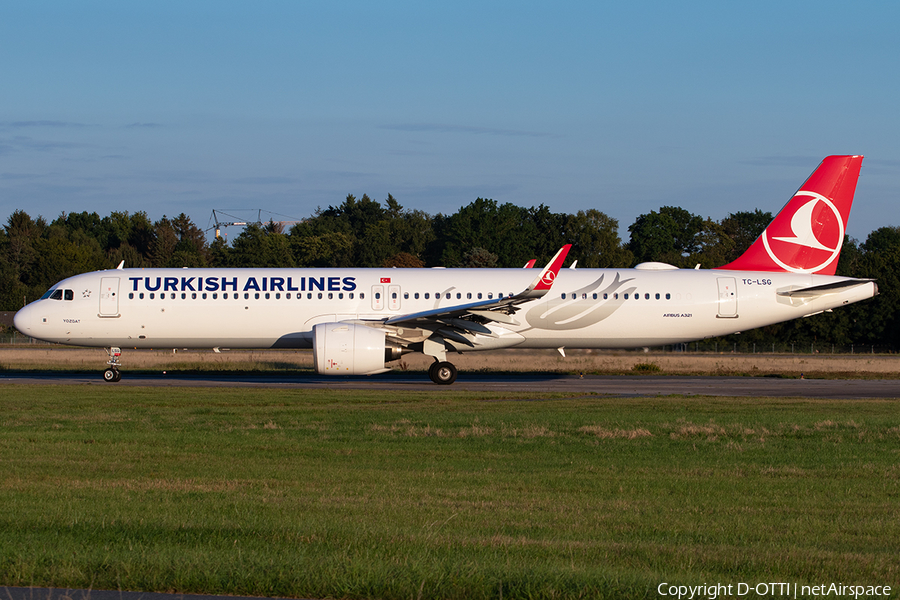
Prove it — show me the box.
[103,347,122,382]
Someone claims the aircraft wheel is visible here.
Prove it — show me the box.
[103,368,119,382]
[113,370,122,382]
[430,361,457,385]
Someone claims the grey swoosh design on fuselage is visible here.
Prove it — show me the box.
[524,273,636,331]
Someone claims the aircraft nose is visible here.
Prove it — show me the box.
[13,305,32,335]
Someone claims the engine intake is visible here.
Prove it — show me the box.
[313,323,403,375]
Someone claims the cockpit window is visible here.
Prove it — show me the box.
[41,288,74,301]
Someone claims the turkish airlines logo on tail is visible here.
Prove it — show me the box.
[540,271,556,286]
[762,191,844,273]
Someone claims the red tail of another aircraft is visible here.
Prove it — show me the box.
[716,155,863,275]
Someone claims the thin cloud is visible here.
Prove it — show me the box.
[383,123,556,138]
[1,172,42,180]
[7,120,89,128]
[391,183,520,207]
[232,176,303,185]
[861,157,900,169]
[0,136,88,154]
[125,122,164,128]
[742,156,821,168]
[744,155,900,175]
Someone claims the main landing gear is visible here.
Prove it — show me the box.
[428,360,457,385]
[103,347,122,382]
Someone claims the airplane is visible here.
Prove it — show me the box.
[13,155,876,384]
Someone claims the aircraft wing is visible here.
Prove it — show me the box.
[381,245,571,347]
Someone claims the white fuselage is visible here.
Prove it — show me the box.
[13,266,876,351]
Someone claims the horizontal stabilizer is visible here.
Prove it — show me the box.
[777,279,876,299]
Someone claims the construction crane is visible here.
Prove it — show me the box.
[207,209,303,239]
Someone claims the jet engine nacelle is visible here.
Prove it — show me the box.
[313,322,399,375]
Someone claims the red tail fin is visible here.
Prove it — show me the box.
[716,155,863,275]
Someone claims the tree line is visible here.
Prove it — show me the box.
[2,194,898,349]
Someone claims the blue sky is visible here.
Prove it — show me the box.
[2,1,898,243]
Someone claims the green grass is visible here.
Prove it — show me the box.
[0,387,898,599]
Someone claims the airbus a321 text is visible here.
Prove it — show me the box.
[14,156,877,384]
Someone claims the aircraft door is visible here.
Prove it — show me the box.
[99,277,120,317]
[371,285,384,311]
[388,285,401,311]
[716,277,737,318]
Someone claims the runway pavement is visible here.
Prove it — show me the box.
[1,370,899,398]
